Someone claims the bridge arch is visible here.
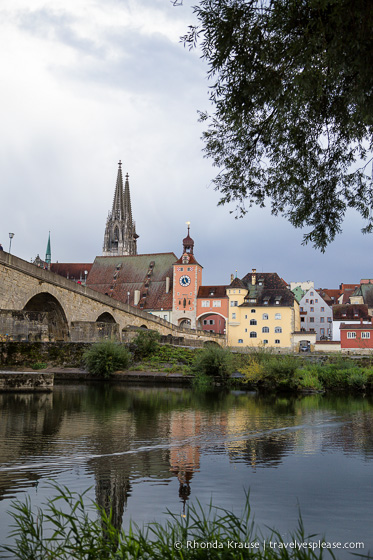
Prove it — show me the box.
[23,292,69,341]
[96,312,116,323]
[196,312,226,334]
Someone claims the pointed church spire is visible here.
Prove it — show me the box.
[103,161,139,256]
[111,161,125,220]
[45,231,51,265]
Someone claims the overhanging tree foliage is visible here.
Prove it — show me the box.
[177,0,373,250]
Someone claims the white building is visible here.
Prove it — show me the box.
[299,288,332,340]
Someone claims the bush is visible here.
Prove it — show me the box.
[83,341,131,378]
[133,330,160,359]
[239,354,299,390]
[31,362,48,370]
[192,346,234,382]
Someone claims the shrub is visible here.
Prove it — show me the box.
[31,362,48,370]
[83,341,131,378]
[192,346,234,382]
[133,330,160,359]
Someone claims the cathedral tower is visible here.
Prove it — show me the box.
[103,161,139,256]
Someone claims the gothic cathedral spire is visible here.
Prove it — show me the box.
[103,161,139,256]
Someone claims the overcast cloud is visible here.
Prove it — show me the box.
[0,0,371,289]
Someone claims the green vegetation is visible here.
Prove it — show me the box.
[30,362,48,370]
[3,483,363,560]
[83,341,131,379]
[133,330,161,359]
[179,0,373,250]
[192,345,235,383]
[238,351,373,392]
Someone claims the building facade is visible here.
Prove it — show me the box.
[196,286,229,334]
[298,288,332,340]
[226,269,300,349]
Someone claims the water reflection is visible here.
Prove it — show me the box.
[1,386,373,535]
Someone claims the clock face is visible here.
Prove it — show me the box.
[179,275,191,287]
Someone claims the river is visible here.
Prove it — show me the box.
[0,384,372,558]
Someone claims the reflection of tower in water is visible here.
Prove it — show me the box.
[94,464,131,531]
[169,411,201,514]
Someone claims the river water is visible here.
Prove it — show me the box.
[0,384,372,558]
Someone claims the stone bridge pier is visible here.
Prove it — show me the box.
[0,251,225,346]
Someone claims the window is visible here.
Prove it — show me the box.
[315,299,318,303]
[213,300,221,307]
[250,319,257,325]
[306,299,309,303]
[275,313,281,320]
[275,339,280,344]
[320,328,325,336]
[262,313,269,320]
[310,317,315,323]
[250,331,257,338]
[251,309,256,313]
[209,320,215,325]
[301,317,305,322]
[321,307,325,312]
[362,332,371,339]
[263,339,268,344]
[310,306,314,312]
[231,300,238,307]
[320,317,325,323]
[238,339,243,343]
[310,291,314,296]
[310,299,314,304]
[275,326,282,333]
[245,315,248,319]
[347,332,356,339]
[327,317,332,322]
[203,320,208,325]
[300,307,303,312]
[245,328,247,333]
[202,300,210,307]
[262,326,269,333]
[232,313,236,320]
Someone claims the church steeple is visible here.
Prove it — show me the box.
[103,161,139,256]
[45,232,51,267]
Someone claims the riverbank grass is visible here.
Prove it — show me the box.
[2,484,364,560]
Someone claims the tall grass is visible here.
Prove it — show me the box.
[2,484,362,560]
[83,341,131,378]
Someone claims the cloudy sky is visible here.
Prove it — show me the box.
[1,0,371,289]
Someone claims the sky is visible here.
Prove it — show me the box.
[0,0,372,289]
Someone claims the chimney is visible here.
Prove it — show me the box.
[360,317,363,324]
[134,290,140,306]
[165,276,170,294]
[252,268,256,285]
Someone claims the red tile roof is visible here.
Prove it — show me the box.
[50,263,93,280]
[86,253,176,311]
[332,304,370,320]
[197,286,228,298]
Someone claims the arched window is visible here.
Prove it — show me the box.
[250,319,257,325]
[250,331,257,338]
[262,313,269,320]
[275,313,281,320]
[262,326,269,333]
[275,339,280,344]
[251,309,256,313]
[275,326,282,333]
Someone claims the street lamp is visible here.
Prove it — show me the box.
[8,233,14,253]
[84,270,88,284]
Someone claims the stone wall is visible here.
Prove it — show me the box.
[0,310,49,342]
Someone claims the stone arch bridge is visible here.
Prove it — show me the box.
[0,252,225,346]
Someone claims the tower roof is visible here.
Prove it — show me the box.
[182,222,194,254]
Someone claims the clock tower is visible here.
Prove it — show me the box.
[172,223,202,329]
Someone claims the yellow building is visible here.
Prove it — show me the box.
[226,269,300,350]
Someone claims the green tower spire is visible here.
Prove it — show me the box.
[45,232,51,265]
